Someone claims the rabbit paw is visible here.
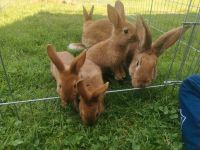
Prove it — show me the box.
[119,66,126,78]
[121,69,126,78]
[114,73,124,80]
[61,100,67,108]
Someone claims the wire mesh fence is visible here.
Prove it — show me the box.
[0,0,199,122]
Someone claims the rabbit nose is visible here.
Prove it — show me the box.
[130,35,134,39]
[130,35,137,41]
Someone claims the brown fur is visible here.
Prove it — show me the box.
[86,4,137,80]
[77,59,109,125]
[82,5,113,48]
[47,44,86,107]
[69,0,138,51]
[82,18,112,48]
[129,16,190,88]
[69,5,112,50]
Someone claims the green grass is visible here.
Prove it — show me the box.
[0,0,199,149]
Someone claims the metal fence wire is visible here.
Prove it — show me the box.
[0,0,200,119]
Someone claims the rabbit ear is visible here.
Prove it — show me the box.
[89,5,94,18]
[115,0,125,21]
[107,4,122,28]
[70,50,86,75]
[152,25,190,56]
[83,5,94,21]
[77,80,91,101]
[91,82,109,100]
[136,15,152,51]
[47,44,65,72]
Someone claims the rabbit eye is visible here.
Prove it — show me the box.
[124,29,128,34]
[59,84,62,88]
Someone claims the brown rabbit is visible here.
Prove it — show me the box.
[47,44,86,107]
[129,16,190,88]
[86,4,138,80]
[77,59,109,125]
[68,5,112,50]
[68,0,132,51]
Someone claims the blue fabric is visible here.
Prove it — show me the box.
[179,75,200,150]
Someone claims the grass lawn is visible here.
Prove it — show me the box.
[0,0,199,149]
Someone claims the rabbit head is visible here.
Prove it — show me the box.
[129,16,190,88]
[77,80,109,126]
[47,45,86,106]
[107,2,137,46]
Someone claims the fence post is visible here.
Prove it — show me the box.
[0,49,19,119]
